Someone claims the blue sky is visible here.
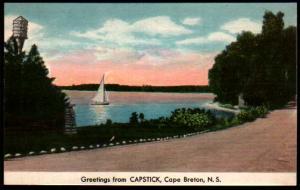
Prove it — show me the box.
[4,3,297,86]
[5,3,297,52]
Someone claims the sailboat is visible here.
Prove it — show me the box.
[91,74,109,105]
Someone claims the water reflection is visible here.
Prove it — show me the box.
[74,104,109,126]
[90,105,111,124]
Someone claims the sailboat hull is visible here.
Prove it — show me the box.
[91,102,110,105]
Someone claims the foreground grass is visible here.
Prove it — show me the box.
[4,105,269,157]
[4,124,196,156]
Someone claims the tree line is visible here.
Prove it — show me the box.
[4,37,69,129]
[60,84,211,93]
[209,11,296,108]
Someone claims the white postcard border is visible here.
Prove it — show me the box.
[4,172,296,186]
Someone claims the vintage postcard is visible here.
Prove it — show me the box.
[3,2,297,186]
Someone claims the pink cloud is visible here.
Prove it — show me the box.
[47,48,217,86]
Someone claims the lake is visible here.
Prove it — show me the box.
[64,90,232,127]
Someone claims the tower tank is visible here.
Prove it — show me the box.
[12,16,28,54]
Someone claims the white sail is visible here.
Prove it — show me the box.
[104,90,109,102]
[92,74,109,105]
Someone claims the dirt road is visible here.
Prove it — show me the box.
[4,105,296,172]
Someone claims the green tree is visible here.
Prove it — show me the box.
[281,26,296,100]
[4,38,69,129]
[209,31,257,104]
[243,11,292,107]
[4,37,25,115]
[105,119,112,126]
[138,113,145,123]
[23,44,69,125]
[209,11,296,108]
[129,112,138,125]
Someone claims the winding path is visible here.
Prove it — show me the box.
[4,104,296,172]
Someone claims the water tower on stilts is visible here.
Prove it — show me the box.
[12,16,28,54]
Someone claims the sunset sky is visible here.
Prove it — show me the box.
[5,3,297,86]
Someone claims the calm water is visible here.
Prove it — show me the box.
[64,90,232,127]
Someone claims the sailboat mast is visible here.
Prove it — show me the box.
[102,73,106,102]
[103,74,105,87]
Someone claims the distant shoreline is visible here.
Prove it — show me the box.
[63,90,213,94]
[59,84,211,93]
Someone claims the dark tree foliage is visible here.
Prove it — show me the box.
[4,37,24,115]
[4,37,69,129]
[129,112,139,125]
[209,11,296,108]
[138,113,145,123]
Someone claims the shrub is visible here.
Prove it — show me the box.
[170,109,213,130]
[138,113,145,123]
[249,107,260,119]
[237,105,269,123]
[105,119,112,126]
[256,105,269,117]
[230,117,242,126]
[237,110,255,122]
[129,112,138,124]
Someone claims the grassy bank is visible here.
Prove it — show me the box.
[4,106,268,158]
[4,124,195,155]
